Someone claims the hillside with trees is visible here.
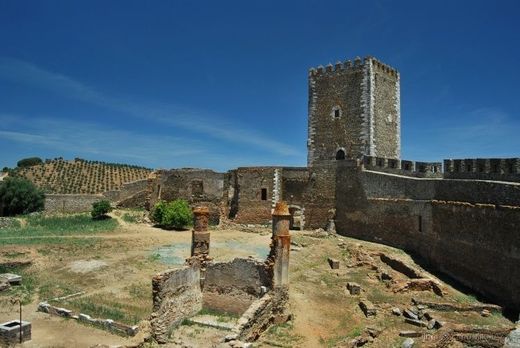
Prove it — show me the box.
[8,157,153,194]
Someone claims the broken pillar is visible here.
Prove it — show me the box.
[191,206,210,261]
[271,201,291,288]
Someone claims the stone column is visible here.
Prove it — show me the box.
[191,206,210,259]
[271,201,291,288]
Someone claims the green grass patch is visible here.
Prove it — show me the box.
[121,213,139,223]
[60,293,149,325]
[0,213,117,246]
[198,307,239,322]
[0,264,37,305]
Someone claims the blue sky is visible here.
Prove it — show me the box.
[1,0,519,171]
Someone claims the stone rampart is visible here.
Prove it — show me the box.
[44,194,107,213]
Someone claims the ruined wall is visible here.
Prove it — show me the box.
[151,265,202,343]
[44,194,106,213]
[203,258,270,315]
[232,167,276,225]
[335,163,520,311]
[302,163,337,229]
[444,158,520,183]
[149,169,225,224]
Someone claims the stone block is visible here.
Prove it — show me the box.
[359,300,377,317]
[404,318,427,327]
[403,309,418,321]
[392,307,402,316]
[328,258,340,269]
[402,337,415,348]
[0,320,31,345]
[399,330,422,338]
[346,282,361,295]
[0,273,22,285]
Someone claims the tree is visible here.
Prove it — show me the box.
[16,157,43,168]
[151,199,192,229]
[0,177,44,216]
[91,200,113,219]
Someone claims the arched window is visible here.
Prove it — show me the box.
[336,149,346,160]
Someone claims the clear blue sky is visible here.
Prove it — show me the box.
[1,0,519,171]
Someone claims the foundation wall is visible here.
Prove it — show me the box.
[44,194,106,213]
[203,258,270,315]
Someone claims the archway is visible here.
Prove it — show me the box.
[288,205,304,230]
[336,149,346,160]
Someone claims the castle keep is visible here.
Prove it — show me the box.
[111,56,520,315]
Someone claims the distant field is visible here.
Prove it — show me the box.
[13,157,152,194]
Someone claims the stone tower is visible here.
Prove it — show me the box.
[307,56,401,167]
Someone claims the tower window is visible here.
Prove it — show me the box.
[261,188,267,201]
[331,106,342,119]
[336,149,346,160]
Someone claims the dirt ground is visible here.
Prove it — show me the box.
[0,211,516,347]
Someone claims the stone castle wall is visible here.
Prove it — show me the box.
[444,158,520,183]
[335,162,520,312]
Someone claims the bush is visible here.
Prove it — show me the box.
[17,157,43,168]
[151,199,192,229]
[0,177,44,216]
[150,200,167,224]
[91,200,112,219]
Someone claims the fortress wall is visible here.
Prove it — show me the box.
[335,164,520,311]
[444,158,520,183]
[302,163,337,229]
[362,155,442,178]
[44,194,106,213]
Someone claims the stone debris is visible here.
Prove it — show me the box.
[379,254,424,279]
[399,330,422,338]
[328,258,340,269]
[0,273,21,285]
[403,309,418,321]
[393,278,444,296]
[401,337,414,348]
[0,278,10,292]
[427,319,437,330]
[411,297,502,313]
[505,328,520,348]
[392,307,402,316]
[404,318,427,327]
[365,326,382,338]
[346,282,361,295]
[481,309,491,317]
[359,300,377,317]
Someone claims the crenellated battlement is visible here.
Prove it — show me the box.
[444,158,520,183]
[308,56,399,78]
[362,155,442,178]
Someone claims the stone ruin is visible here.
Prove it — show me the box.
[150,201,292,345]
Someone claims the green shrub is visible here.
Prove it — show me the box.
[17,157,43,168]
[0,177,44,216]
[150,200,167,224]
[151,199,192,229]
[91,200,113,219]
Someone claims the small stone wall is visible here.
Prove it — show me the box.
[150,265,202,343]
[0,320,31,345]
[44,194,107,213]
[37,302,138,336]
[203,258,271,315]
